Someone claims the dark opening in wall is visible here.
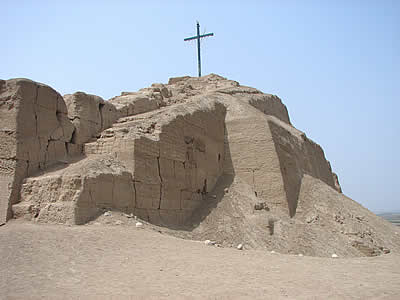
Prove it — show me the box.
[268,218,275,235]
[202,179,207,195]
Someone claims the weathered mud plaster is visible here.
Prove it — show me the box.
[4,74,342,226]
[0,79,75,224]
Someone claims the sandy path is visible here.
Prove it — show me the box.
[1,221,399,299]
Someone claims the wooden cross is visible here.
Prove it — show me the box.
[184,21,214,77]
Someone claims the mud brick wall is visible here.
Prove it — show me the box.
[0,79,76,224]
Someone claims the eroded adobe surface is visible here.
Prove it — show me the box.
[1,74,340,227]
[11,94,226,226]
[0,79,76,224]
[13,155,135,224]
[3,74,400,258]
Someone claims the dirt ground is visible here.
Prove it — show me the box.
[1,221,400,299]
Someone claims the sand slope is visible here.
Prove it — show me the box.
[1,221,400,299]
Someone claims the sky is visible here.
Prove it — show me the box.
[1,1,399,212]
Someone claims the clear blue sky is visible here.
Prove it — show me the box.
[1,1,399,212]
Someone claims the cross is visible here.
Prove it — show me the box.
[184,21,214,77]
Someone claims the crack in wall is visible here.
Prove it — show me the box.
[133,180,137,210]
[252,169,255,189]
[88,187,94,205]
[70,128,77,144]
[99,103,104,130]
[111,176,115,209]
[157,156,162,209]
[34,86,39,137]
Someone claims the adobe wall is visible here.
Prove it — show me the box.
[14,99,225,225]
[215,92,336,217]
[9,95,225,225]
[84,99,226,225]
[215,93,288,210]
[13,155,135,225]
[0,79,76,224]
[268,118,335,216]
[215,85,291,125]
[247,94,291,125]
[109,85,169,117]
[64,92,119,144]
[4,74,340,225]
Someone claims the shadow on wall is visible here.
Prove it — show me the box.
[184,124,236,231]
[268,120,303,218]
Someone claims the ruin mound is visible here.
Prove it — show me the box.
[1,74,399,257]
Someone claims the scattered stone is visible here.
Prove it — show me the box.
[355,215,365,222]
[298,254,303,257]
[306,214,319,224]
[123,213,134,218]
[224,188,229,194]
[135,222,143,228]
[237,244,243,250]
[382,248,391,254]
[104,211,112,217]
[254,202,270,211]
[334,214,345,224]
[270,250,276,254]
[331,254,338,258]
[211,195,217,199]
[115,220,123,225]
[204,240,216,246]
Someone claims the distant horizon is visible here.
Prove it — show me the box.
[375,210,400,215]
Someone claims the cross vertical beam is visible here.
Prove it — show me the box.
[196,21,201,77]
[184,21,214,77]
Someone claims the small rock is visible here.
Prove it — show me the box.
[334,214,345,224]
[123,213,134,218]
[383,248,391,254]
[204,240,216,246]
[355,215,365,221]
[270,250,276,254]
[135,222,143,228]
[254,203,264,210]
[104,211,111,217]
[211,195,217,199]
[224,188,229,194]
[298,254,303,257]
[237,244,243,250]
[115,220,123,225]
[331,254,338,258]
[306,215,319,224]
[254,202,269,211]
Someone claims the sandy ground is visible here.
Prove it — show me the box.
[1,221,400,299]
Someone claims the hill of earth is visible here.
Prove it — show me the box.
[1,74,399,259]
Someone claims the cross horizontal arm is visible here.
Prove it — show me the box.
[184,32,214,41]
